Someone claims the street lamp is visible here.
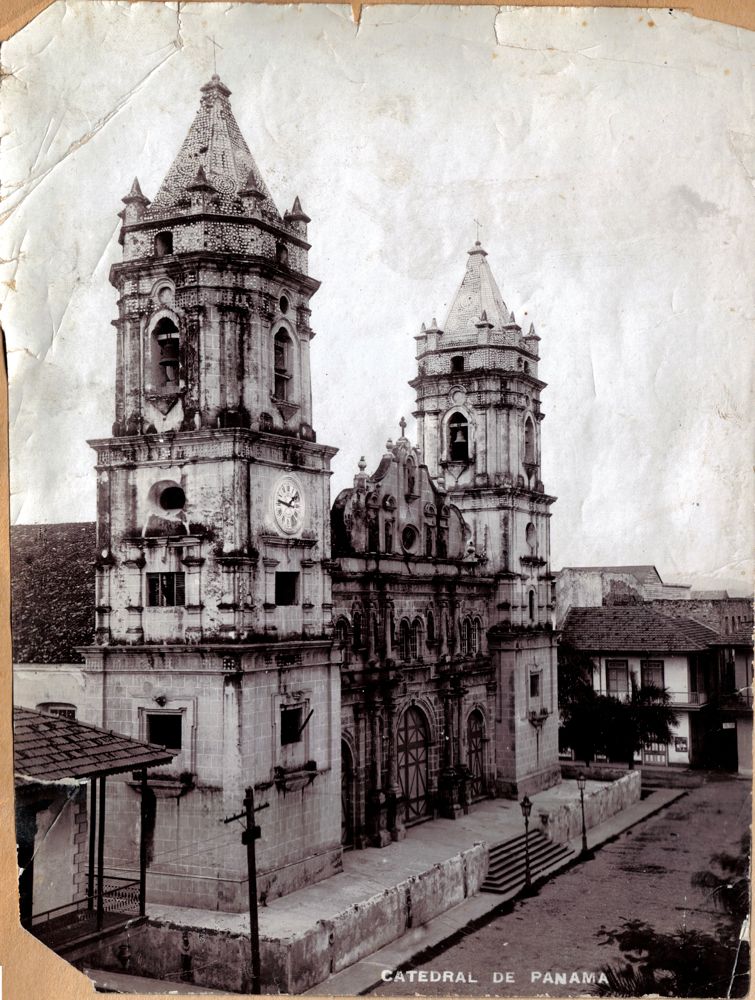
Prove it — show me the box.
[520,794,532,889]
[577,772,589,857]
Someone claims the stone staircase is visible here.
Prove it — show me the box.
[481,830,575,895]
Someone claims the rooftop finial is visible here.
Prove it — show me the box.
[358,456,367,472]
[399,416,407,438]
[208,35,223,77]
[474,217,482,244]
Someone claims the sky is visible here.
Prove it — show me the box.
[1,2,753,593]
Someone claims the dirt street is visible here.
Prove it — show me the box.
[372,776,751,997]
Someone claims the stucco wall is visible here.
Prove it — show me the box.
[78,842,487,993]
[537,771,641,844]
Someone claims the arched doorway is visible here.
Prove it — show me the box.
[467,709,485,799]
[397,706,431,824]
[341,740,355,848]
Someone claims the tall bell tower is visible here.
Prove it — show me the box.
[412,241,560,795]
[82,76,342,911]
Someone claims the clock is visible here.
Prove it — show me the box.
[273,476,304,534]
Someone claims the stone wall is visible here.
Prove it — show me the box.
[536,771,641,845]
[77,842,488,994]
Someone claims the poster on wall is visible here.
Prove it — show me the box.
[1,2,753,999]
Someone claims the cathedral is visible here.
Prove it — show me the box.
[31,74,560,911]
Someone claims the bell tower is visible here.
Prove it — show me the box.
[411,240,560,795]
[94,74,335,646]
[82,76,342,911]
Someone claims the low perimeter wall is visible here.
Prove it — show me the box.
[74,842,488,994]
[537,771,641,844]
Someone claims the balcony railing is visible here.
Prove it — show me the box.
[668,691,708,706]
[29,876,141,950]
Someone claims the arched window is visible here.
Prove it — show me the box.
[524,418,536,464]
[153,317,180,385]
[335,617,350,646]
[528,590,536,621]
[472,617,482,654]
[451,355,465,373]
[426,610,435,644]
[405,459,416,496]
[371,613,380,651]
[154,231,173,257]
[384,521,394,553]
[425,524,434,557]
[448,412,469,462]
[411,618,423,660]
[461,617,473,655]
[352,611,363,649]
[526,522,536,551]
[399,619,411,662]
[274,330,291,400]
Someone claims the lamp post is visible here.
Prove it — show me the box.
[520,794,532,890]
[577,772,589,857]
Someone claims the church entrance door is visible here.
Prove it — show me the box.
[397,706,431,824]
[467,709,485,799]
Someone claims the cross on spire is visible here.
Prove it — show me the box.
[399,416,407,437]
[474,218,482,244]
[208,35,223,75]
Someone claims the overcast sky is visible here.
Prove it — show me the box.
[1,3,753,592]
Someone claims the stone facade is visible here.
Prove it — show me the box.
[13,73,561,911]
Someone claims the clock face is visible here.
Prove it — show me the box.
[273,477,304,534]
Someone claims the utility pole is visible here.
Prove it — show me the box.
[224,787,268,994]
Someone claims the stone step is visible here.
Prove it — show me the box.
[482,831,574,894]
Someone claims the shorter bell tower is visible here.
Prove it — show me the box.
[411,240,560,795]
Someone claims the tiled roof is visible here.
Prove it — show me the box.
[711,627,754,648]
[561,605,719,653]
[149,76,280,220]
[11,522,96,663]
[13,707,176,784]
[442,243,512,340]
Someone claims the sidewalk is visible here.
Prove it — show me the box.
[84,780,684,995]
[303,787,685,996]
[146,778,608,940]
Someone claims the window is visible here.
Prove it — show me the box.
[529,673,541,699]
[528,590,535,621]
[335,618,350,645]
[274,572,299,606]
[641,659,664,690]
[36,702,76,720]
[159,484,185,512]
[384,521,394,553]
[274,330,291,400]
[425,525,433,557]
[606,660,630,699]
[279,294,290,314]
[153,317,180,385]
[426,611,435,644]
[280,706,303,746]
[147,572,185,607]
[461,617,473,655]
[524,418,536,464]
[401,524,419,552]
[399,619,411,662]
[154,231,173,257]
[448,412,469,462]
[146,712,182,750]
[472,618,481,654]
[411,619,423,660]
[451,355,464,373]
[352,611,363,649]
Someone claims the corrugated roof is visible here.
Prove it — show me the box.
[13,707,176,783]
[11,522,96,663]
[561,605,719,653]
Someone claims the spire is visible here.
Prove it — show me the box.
[443,242,512,340]
[123,177,149,205]
[150,76,280,220]
[186,165,216,192]
[288,196,311,223]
